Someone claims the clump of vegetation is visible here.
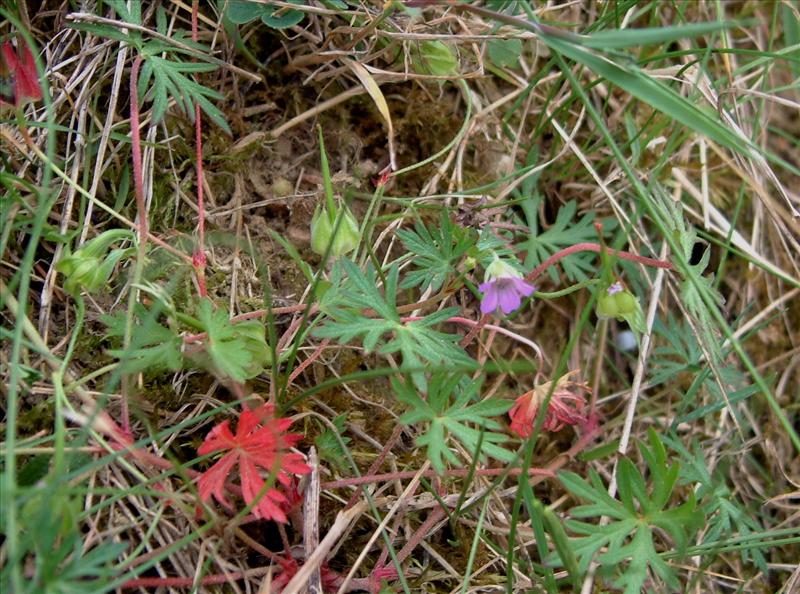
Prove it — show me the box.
[2,1,798,593]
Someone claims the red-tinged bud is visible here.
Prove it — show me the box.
[192,249,206,269]
[374,168,392,188]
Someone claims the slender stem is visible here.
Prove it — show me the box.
[345,424,405,510]
[324,466,554,490]
[460,243,672,348]
[130,56,147,247]
[121,54,148,436]
[119,567,272,589]
[192,0,207,297]
[286,338,330,385]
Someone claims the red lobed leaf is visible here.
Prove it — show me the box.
[197,404,310,522]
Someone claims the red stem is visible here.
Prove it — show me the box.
[191,0,207,297]
[324,465,554,490]
[122,54,149,436]
[460,242,672,347]
[119,567,271,589]
[287,338,330,385]
[344,424,404,510]
[130,55,147,246]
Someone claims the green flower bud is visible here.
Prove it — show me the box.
[483,257,522,282]
[596,282,646,336]
[614,291,638,316]
[61,256,102,294]
[331,207,360,256]
[56,231,135,295]
[311,205,333,255]
[412,41,458,76]
[310,204,360,257]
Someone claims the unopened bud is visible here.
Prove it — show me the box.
[310,205,360,257]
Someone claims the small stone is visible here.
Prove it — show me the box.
[615,330,638,352]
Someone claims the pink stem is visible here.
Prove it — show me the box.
[130,56,147,247]
[191,0,207,297]
[119,567,271,589]
[345,424,405,510]
[461,242,672,347]
[324,465,554,490]
[286,338,330,385]
[122,54,149,436]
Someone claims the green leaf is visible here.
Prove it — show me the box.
[556,429,702,593]
[540,502,581,590]
[262,2,305,29]
[661,434,768,573]
[139,47,231,134]
[397,213,474,292]
[413,41,459,76]
[102,305,184,374]
[313,260,473,385]
[655,197,724,365]
[225,1,266,24]
[393,373,513,474]
[227,0,306,29]
[315,413,352,472]
[487,38,522,68]
[580,22,737,50]
[517,197,600,283]
[196,299,267,382]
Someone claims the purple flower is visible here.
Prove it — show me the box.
[478,259,535,315]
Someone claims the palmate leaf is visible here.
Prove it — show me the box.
[102,305,183,374]
[137,53,230,134]
[655,195,724,365]
[557,429,702,594]
[515,197,600,283]
[196,299,269,383]
[650,314,754,425]
[661,434,768,573]
[397,213,473,292]
[393,373,514,474]
[314,260,473,384]
[72,0,231,134]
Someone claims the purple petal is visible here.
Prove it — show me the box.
[480,283,499,314]
[497,283,522,314]
[510,277,536,297]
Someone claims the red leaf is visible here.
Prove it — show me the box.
[269,555,343,593]
[1,38,42,106]
[197,404,309,522]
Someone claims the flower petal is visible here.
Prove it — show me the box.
[497,282,522,314]
[479,282,499,314]
[510,277,535,297]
